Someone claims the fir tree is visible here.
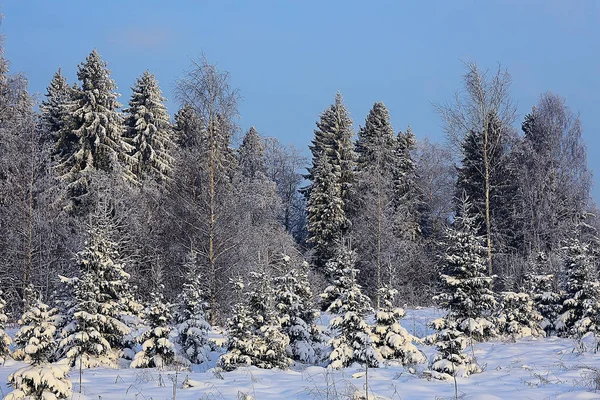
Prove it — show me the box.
[434,195,497,341]
[0,288,12,364]
[304,93,354,270]
[524,253,562,335]
[274,255,322,364]
[173,104,203,148]
[238,127,267,179]
[123,70,174,183]
[496,292,544,339]
[131,286,176,368]
[5,292,72,400]
[372,286,425,365]
[175,251,211,364]
[326,246,381,369]
[555,237,600,337]
[40,68,75,158]
[57,50,131,209]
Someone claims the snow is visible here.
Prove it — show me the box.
[2,308,600,399]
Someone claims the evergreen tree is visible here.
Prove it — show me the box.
[59,217,132,368]
[320,244,357,311]
[326,246,381,369]
[173,104,203,149]
[555,237,600,337]
[5,293,72,400]
[372,286,425,365]
[0,288,12,363]
[123,70,174,183]
[274,255,322,364]
[524,253,562,335]
[175,251,211,364]
[57,50,131,210]
[131,286,176,368]
[40,68,75,158]
[434,195,496,341]
[304,93,354,270]
[238,126,267,179]
[496,292,544,339]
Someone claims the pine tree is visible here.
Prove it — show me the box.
[496,292,544,339]
[426,318,480,381]
[304,93,354,270]
[0,288,12,364]
[5,292,72,400]
[175,251,211,364]
[434,195,497,341]
[131,286,176,368]
[57,50,132,209]
[555,237,600,337]
[40,68,75,158]
[274,255,322,364]
[372,286,425,365]
[123,70,174,183]
[59,218,132,368]
[326,246,381,369]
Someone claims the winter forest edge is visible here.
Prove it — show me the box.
[0,22,599,400]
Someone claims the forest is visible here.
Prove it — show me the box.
[0,28,598,399]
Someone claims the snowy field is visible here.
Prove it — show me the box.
[2,308,600,400]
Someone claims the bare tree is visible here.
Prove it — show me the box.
[436,62,517,275]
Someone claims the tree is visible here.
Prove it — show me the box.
[175,250,211,364]
[274,255,322,364]
[40,68,75,159]
[523,252,562,335]
[434,195,496,341]
[326,246,381,369]
[238,127,267,179]
[57,50,132,211]
[437,62,517,275]
[131,286,176,368]
[0,288,11,363]
[372,285,425,365]
[304,93,354,270]
[495,292,544,339]
[173,104,203,149]
[123,70,174,183]
[6,291,72,400]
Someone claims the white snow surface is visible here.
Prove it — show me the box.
[2,308,600,399]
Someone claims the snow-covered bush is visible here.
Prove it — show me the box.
[496,292,544,339]
[373,285,425,365]
[555,237,600,338]
[274,255,322,364]
[5,359,72,400]
[425,318,480,381]
[0,288,12,363]
[434,196,497,342]
[175,251,211,365]
[326,246,381,369]
[524,270,562,335]
[131,287,176,368]
[13,295,60,363]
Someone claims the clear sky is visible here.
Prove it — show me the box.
[2,0,599,200]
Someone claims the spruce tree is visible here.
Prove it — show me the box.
[123,70,174,183]
[326,246,381,369]
[274,255,322,364]
[6,294,72,400]
[372,285,425,365]
[305,93,354,270]
[555,237,600,337]
[496,292,544,339]
[238,127,267,179]
[131,286,176,368]
[524,253,562,335]
[40,68,75,158]
[434,195,496,341]
[175,251,211,364]
[58,50,132,209]
[173,104,203,148]
[0,288,12,363]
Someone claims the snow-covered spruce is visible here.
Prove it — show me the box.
[0,288,12,363]
[131,287,176,368]
[274,255,322,364]
[524,252,562,335]
[434,195,497,341]
[425,318,480,381]
[555,237,600,338]
[175,250,211,365]
[326,246,381,369]
[373,285,425,365]
[5,291,73,399]
[123,70,174,183]
[320,244,355,312]
[13,292,60,363]
[495,292,545,339]
[59,224,132,368]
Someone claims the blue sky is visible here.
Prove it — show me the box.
[2,0,599,200]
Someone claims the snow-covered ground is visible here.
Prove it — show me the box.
[2,308,600,399]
